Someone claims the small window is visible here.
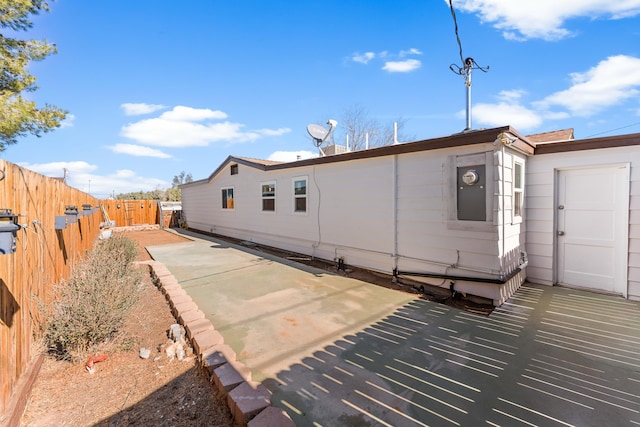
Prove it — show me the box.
[293,177,307,213]
[221,187,234,209]
[230,164,238,175]
[261,182,276,212]
[513,162,523,217]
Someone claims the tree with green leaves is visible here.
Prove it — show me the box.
[167,171,192,201]
[116,172,193,201]
[0,0,67,151]
[172,171,193,187]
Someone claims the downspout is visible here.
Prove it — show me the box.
[501,143,507,275]
[392,154,399,273]
[312,165,322,258]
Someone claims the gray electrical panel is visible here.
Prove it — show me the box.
[55,215,67,230]
[457,165,486,221]
[0,209,21,254]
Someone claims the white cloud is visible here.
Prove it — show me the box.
[120,106,291,147]
[91,170,168,196]
[19,160,97,176]
[471,90,543,130]
[352,52,375,64]
[18,160,169,196]
[451,0,640,41]
[121,103,167,116]
[352,48,421,70]
[108,143,172,158]
[255,128,291,137]
[534,55,640,116]
[159,106,227,121]
[473,102,542,130]
[469,55,640,131]
[382,59,422,73]
[60,114,75,128]
[267,150,318,162]
[399,48,422,57]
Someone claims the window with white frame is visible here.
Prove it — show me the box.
[221,187,234,209]
[261,181,276,212]
[513,161,524,218]
[293,177,307,213]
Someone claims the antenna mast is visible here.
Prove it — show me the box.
[448,1,488,132]
[464,57,473,132]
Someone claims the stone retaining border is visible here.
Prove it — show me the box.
[112,224,161,232]
[138,260,294,427]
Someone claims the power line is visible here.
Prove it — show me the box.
[447,0,489,131]
[448,0,464,66]
[447,0,489,76]
[585,121,640,138]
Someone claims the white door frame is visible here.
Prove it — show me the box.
[554,163,630,297]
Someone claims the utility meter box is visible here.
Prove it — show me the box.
[0,209,21,254]
[457,165,486,221]
[65,205,79,224]
[55,216,67,230]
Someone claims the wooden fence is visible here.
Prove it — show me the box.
[100,199,159,227]
[0,159,102,421]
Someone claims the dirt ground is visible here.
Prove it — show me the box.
[21,227,492,427]
[21,229,234,427]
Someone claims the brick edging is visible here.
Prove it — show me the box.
[112,224,161,232]
[138,260,294,427]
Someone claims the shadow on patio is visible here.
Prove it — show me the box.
[266,285,640,426]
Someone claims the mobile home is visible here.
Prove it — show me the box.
[181,126,640,305]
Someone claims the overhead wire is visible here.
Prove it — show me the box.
[448,0,464,66]
[584,121,640,138]
[447,0,489,76]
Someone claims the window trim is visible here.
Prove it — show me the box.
[512,159,524,223]
[221,186,234,210]
[292,176,308,214]
[261,181,276,213]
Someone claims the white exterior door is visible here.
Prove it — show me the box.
[556,165,629,295]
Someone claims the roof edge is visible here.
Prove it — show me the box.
[535,132,640,155]
[268,126,519,171]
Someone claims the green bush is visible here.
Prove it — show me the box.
[44,234,142,360]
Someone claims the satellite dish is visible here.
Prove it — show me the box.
[307,120,337,147]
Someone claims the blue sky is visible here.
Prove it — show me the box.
[5,0,640,198]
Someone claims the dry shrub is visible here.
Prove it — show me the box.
[44,235,142,360]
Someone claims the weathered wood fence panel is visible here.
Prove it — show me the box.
[0,159,100,418]
[100,199,159,227]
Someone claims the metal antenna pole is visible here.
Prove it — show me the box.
[464,57,473,132]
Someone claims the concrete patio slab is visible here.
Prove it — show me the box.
[148,230,640,426]
[146,233,415,383]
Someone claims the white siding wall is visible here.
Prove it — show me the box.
[182,142,528,304]
[181,183,216,231]
[526,145,640,300]
[184,158,395,270]
[395,146,509,277]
